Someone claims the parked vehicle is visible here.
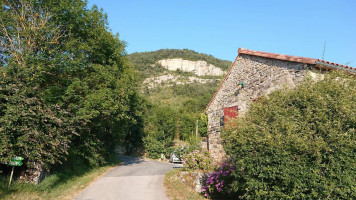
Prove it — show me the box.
[169,151,182,163]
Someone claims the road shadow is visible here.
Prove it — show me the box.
[118,155,145,166]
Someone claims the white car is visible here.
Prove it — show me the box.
[169,152,182,163]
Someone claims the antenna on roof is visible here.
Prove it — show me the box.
[321,41,326,60]
[345,61,352,66]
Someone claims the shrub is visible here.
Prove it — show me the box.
[143,133,168,159]
[143,105,177,159]
[222,72,356,199]
[0,86,75,168]
[182,149,213,171]
[202,163,236,199]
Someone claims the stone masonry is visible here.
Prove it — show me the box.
[180,171,210,192]
[204,48,355,162]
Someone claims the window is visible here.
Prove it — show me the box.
[223,106,239,125]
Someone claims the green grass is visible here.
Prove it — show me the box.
[0,158,120,200]
[164,169,206,200]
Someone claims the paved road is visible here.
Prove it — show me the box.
[75,156,182,200]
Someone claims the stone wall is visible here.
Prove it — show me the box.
[200,137,208,150]
[180,171,210,192]
[19,163,47,184]
[206,54,317,162]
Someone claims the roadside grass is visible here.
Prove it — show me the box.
[0,158,120,200]
[164,168,206,200]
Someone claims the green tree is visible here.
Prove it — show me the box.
[0,0,143,170]
[198,113,208,137]
[0,82,75,168]
[0,0,77,168]
[143,105,177,158]
[179,113,195,140]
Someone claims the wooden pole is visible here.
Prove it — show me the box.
[8,166,14,187]
[196,120,199,140]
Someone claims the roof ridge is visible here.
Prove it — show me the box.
[205,47,355,113]
[238,48,354,69]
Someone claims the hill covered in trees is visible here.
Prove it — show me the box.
[127,49,232,158]
[128,49,231,70]
[128,49,231,82]
[128,49,232,111]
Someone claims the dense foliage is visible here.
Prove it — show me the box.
[222,72,356,199]
[142,105,177,159]
[0,83,75,167]
[181,149,213,171]
[142,82,217,158]
[0,0,143,169]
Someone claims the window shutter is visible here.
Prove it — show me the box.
[223,106,238,124]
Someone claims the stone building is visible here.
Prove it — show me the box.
[205,48,355,162]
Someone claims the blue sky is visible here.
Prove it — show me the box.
[88,0,356,67]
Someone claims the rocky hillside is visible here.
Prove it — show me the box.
[128,49,231,89]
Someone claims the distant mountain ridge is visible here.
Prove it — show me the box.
[127,49,232,83]
[128,49,231,70]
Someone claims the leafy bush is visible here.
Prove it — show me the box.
[179,113,196,140]
[222,72,356,199]
[143,105,177,159]
[0,84,75,168]
[142,133,167,159]
[182,150,213,171]
[202,163,235,199]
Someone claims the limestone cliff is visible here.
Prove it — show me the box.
[157,58,224,76]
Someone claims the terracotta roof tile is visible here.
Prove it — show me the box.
[317,60,354,70]
[238,48,354,70]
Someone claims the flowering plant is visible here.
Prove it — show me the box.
[202,163,235,198]
[181,149,213,171]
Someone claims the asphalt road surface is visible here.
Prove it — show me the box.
[75,155,182,200]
